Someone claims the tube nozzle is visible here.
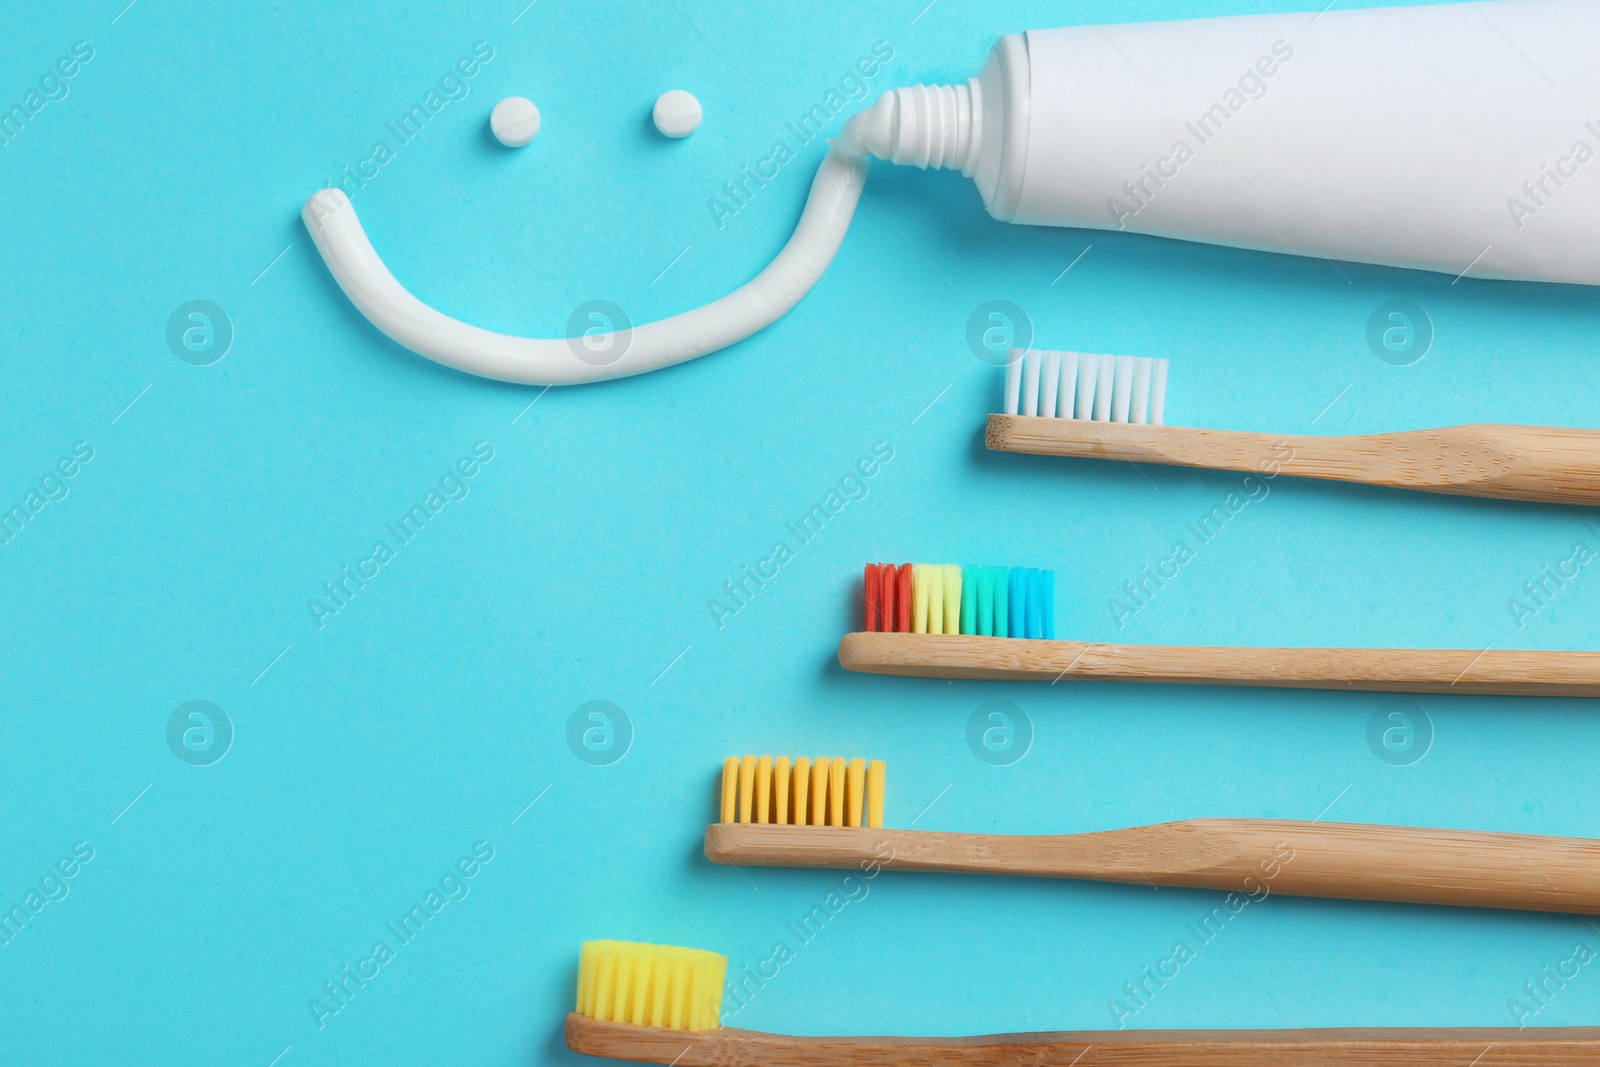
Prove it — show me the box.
[838,82,983,175]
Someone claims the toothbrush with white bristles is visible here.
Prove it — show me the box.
[1003,348,1168,425]
[992,348,1600,506]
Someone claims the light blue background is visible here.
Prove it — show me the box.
[4,0,1600,1063]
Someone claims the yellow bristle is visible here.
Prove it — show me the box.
[942,564,962,634]
[828,758,845,826]
[810,757,830,825]
[867,759,886,828]
[629,951,652,1025]
[668,953,689,1030]
[926,564,944,633]
[593,942,618,1020]
[755,756,772,823]
[774,757,791,825]
[690,950,724,1031]
[614,950,637,1022]
[707,954,727,1027]
[792,757,810,825]
[720,757,737,824]
[578,941,599,1016]
[846,758,865,827]
[648,950,670,1028]
[737,755,755,823]
[577,940,726,1032]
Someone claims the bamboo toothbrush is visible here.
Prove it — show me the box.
[987,349,1600,506]
[566,939,1600,1065]
[846,562,1600,696]
[705,755,1600,915]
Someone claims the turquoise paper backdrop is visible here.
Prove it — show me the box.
[4,0,1599,1063]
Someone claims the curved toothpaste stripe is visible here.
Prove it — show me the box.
[301,150,869,386]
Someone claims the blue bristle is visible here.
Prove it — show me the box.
[1025,570,1044,639]
[1036,572,1049,639]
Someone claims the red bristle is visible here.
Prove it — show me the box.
[876,564,891,631]
[894,564,912,633]
[879,563,893,631]
[864,564,881,631]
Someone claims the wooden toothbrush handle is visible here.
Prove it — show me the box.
[706,820,1600,914]
[987,415,1600,506]
[838,631,1600,697]
[567,1014,1600,1065]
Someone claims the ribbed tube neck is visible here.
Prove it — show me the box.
[837,80,984,176]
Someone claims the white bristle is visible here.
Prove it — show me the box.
[1002,348,1172,426]
[1092,354,1114,421]
[1004,349,1022,415]
[1111,355,1134,423]
[1075,354,1097,419]
[1041,351,1062,418]
[1151,358,1168,426]
[1058,352,1079,418]
[1131,357,1153,424]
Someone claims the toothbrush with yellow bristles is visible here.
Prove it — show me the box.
[565,939,1600,1064]
[703,756,1600,915]
[718,755,886,830]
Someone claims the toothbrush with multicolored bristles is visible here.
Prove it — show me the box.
[704,756,1600,916]
[989,349,1600,506]
[844,562,1600,696]
[565,939,1600,1064]
[864,562,1054,638]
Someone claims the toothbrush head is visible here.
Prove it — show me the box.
[575,940,726,1032]
[862,563,1055,639]
[1003,348,1168,425]
[720,755,886,829]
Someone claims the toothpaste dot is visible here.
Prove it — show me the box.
[489,96,541,147]
[652,89,701,138]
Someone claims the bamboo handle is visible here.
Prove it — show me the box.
[986,415,1600,506]
[706,820,1600,914]
[838,631,1600,697]
[567,1014,1600,1065]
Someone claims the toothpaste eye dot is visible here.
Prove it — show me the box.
[489,96,541,147]
[652,89,701,138]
